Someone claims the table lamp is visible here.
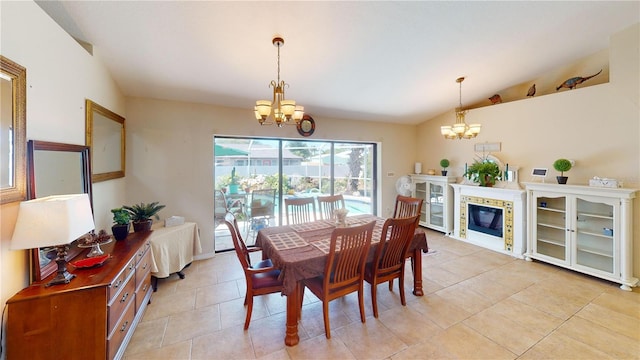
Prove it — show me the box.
[11,194,95,287]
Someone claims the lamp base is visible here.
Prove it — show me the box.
[44,244,76,287]
[45,271,76,287]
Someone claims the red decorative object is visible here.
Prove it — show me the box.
[71,254,110,268]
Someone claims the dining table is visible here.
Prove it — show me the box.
[255,214,429,346]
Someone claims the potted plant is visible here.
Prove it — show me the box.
[465,160,502,187]
[110,207,131,240]
[123,201,166,232]
[553,158,572,184]
[440,159,450,176]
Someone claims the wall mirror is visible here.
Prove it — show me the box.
[27,140,92,282]
[86,99,125,182]
[0,55,27,204]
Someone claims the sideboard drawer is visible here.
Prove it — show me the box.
[107,299,136,360]
[136,240,151,264]
[108,274,136,334]
[136,249,152,287]
[108,257,136,302]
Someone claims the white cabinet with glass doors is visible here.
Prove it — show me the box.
[525,183,637,290]
[410,175,456,233]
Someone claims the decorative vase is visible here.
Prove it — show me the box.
[112,223,130,241]
[133,219,153,232]
[441,170,448,176]
[556,176,568,184]
[229,184,239,194]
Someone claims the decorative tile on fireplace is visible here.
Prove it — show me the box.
[460,195,514,251]
[450,184,526,258]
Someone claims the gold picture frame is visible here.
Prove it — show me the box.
[0,55,27,204]
[85,99,125,182]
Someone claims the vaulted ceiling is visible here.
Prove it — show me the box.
[37,1,639,124]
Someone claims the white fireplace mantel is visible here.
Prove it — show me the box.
[450,184,526,258]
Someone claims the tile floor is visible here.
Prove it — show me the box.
[124,229,640,359]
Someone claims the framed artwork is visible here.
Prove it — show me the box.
[86,99,125,182]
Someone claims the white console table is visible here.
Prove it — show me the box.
[149,222,202,289]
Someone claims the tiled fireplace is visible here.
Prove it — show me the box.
[450,184,526,258]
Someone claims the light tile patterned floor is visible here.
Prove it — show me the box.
[124,229,640,359]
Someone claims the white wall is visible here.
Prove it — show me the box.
[416,23,640,276]
[125,97,418,255]
[0,1,126,314]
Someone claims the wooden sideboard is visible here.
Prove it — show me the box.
[6,231,153,360]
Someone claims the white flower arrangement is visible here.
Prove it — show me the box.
[334,208,349,226]
[334,208,349,217]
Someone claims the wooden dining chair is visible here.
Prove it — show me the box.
[364,215,420,318]
[316,194,346,221]
[223,212,283,330]
[301,221,376,339]
[392,195,424,218]
[284,197,316,225]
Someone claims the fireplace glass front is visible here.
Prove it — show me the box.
[468,204,503,238]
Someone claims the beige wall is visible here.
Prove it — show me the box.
[416,23,640,275]
[0,1,126,311]
[125,98,418,255]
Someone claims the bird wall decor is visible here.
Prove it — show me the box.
[556,69,602,91]
[488,94,502,104]
[527,84,536,97]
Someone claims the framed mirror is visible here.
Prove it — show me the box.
[85,99,125,182]
[27,140,92,282]
[0,55,27,204]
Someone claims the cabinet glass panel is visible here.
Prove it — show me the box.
[429,183,444,227]
[414,182,427,223]
[575,198,614,273]
[536,196,566,260]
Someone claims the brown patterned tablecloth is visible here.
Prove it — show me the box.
[256,214,429,295]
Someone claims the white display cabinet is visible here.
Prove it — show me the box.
[525,183,637,290]
[410,175,456,233]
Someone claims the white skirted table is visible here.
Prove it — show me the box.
[149,222,202,290]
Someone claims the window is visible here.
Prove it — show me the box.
[213,136,377,252]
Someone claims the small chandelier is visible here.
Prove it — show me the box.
[254,36,304,127]
[441,77,481,139]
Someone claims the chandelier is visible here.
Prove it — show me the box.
[254,36,304,127]
[440,77,481,139]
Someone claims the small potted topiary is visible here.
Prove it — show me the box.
[440,159,450,176]
[553,158,572,184]
[123,201,166,232]
[110,207,131,241]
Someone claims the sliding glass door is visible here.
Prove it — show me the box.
[214,137,376,252]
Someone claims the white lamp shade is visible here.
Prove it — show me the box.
[11,194,95,250]
[255,100,272,117]
[293,106,304,121]
[280,100,296,117]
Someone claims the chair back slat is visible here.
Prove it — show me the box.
[285,197,316,225]
[316,194,346,221]
[393,195,424,218]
